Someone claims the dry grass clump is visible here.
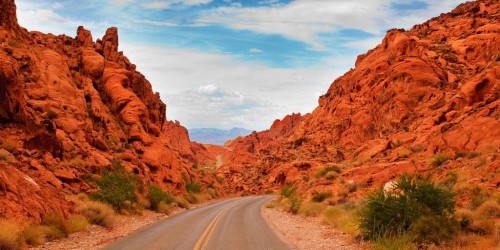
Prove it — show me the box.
[298,202,324,217]
[174,196,190,209]
[0,219,21,250]
[78,201,116,229]
[68,215,89,233]
[22,225,47,246]
[322,206,359,236]
[467,200,500,235]
[157,202,172,215]
[41,213,71,240]
[135,194,152,210]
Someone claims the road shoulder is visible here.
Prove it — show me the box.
[261,199,366,250]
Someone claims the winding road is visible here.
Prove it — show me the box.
[103,196,294,250]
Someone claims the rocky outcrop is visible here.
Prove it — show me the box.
[217,0,500,197]
[0,0,218,222]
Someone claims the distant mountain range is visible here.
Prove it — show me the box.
[188,128,252,145]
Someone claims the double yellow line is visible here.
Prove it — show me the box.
[193,202,240,250]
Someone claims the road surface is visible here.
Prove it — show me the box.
[103,196,294,250]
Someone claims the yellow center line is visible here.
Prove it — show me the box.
[193,201,241,250]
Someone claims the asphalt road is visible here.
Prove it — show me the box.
[103,196,294,250]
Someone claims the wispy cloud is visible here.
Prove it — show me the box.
[249,48,262,53]
[141,0,214,10]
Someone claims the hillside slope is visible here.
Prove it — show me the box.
[217,0,500,198]
[0,0,218,222]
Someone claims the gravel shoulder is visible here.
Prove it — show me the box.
[261,200,369,250]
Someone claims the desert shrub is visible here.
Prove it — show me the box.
[465,200,500,235]
[136,194,151,210]
[1,139,17,153]
[280,185,296,198]
[288,196,302,214]
[46,109,58,119]
[8,40,19,48]
[78,201,116,229]
[184,193,199,204]
[68,215,89,233]
[430,153,450,167]
[467,151,480,159]
[454,151,467,159]
[359,174,456,244]
[206,188,217,198]
[475,200,500,218]
[185,182,202,193]
[41,213,70,238]
[410,214,459,244]
[157,202,172,215]
[311,191,332,203]
[148,185,174,210]
[0,219,21,250]
[42,225,65,241]
[470,187,489,209]
[299,202,324,217]
[314,165,341,178]
[91,159,137,210]
[22,225,46,246]
[174,196,190,209]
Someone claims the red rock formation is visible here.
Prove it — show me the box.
[218,0,500,198]
[0,0,218,222]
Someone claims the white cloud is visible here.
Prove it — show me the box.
[197,0,391,51]
[120,44,342,130]
[141,0,213,9]
[16,8,85,35]
[142,1,172,9]
[198,84,220,94]
[196,0,466,50]
[249,48,262,53]
[135,19,179,27]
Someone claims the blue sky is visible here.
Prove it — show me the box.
[16,0,466,130]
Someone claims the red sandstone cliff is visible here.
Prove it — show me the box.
[217,0,500,198]
[0,0,217,222]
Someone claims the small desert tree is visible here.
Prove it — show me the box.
[91,159,137,210]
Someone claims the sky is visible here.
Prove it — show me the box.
[16,0,466,131]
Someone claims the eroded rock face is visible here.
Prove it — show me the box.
[217,0,500,197]
[0,0,218,222]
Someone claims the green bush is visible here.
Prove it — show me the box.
[182,172,202,193]
[148,185,174,210]
[280,185,296,198]
[359,174,457,244]
[185,182,202,193]
[91,159,137,210]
